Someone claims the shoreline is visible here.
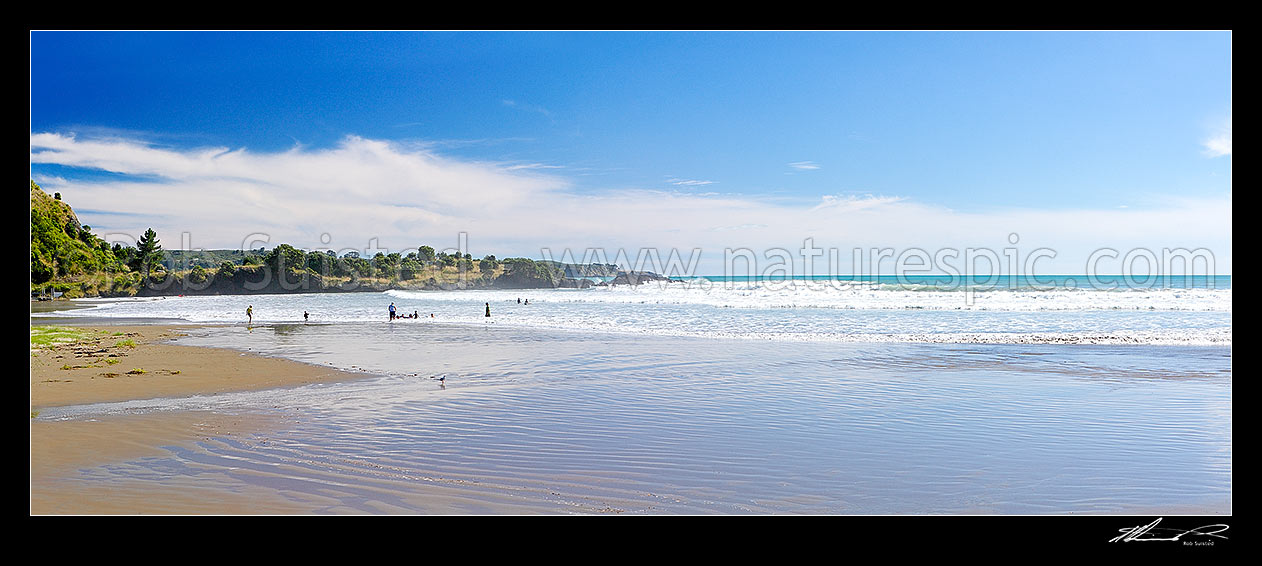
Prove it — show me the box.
[31,310,1231,516]
[30,321,374,515]
[30,324,374,409]
[30,291,1233,349]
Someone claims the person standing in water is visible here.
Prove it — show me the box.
[246,305,253,324]
[389,302,397,321]
[303,311,309,322]
[485,302,491,318]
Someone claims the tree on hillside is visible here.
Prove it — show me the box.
[479,255,499,274]
[418,245,436,264]
[189,265,209,284]
[266,244,307,271]
[219,261,238,278]
[134,228,163,276]
[307,250,336,276]
[400,257,422,280]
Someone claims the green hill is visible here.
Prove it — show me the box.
[30,181,129,295]
[31,181,658,298]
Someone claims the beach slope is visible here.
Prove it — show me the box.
[30,324,368,514]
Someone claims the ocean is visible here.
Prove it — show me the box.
[33,276,1232,514]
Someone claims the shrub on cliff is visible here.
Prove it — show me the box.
[30,181,127,285]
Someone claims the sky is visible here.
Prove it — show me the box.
[29,31,1232,275]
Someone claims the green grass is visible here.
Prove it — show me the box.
[126,368,146,375]
[30,326,90,348]
[114,338,137,348]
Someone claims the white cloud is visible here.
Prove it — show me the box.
[709,223,768,232]
[30,132,562,252]
[30,132,1232,274]
[788,161,820,170]
[811,194,904,212]
[667,178,716,187]
[1203,116,1232,157]
[503,163,566,171]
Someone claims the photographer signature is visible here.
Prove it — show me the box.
[1109,518,1229,543]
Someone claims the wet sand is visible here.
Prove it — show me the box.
[31,314,1231,516]
[30,323,370,514]
[31,325,369,408]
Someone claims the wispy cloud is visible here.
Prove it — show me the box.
[30,131,1232,273]
[407,137,538,151]
[788,161,820,170]
[667,178,716,187]
[502,99,553,118]
[1203,116,1232,157]
[811,194,904,212]
[504,163,566,171]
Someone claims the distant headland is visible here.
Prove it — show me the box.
[30,181,668,299]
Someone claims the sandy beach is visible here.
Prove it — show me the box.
[30,321,369,514]
[29,30,1232,526]
[31,303,1231,515]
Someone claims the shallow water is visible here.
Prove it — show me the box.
[38,321,1232,514]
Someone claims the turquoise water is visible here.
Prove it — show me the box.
[680,274,1231,290]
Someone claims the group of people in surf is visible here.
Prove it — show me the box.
[245,300,534,324]
[389,303,425,320]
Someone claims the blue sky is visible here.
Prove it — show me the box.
[30,31,1231,274]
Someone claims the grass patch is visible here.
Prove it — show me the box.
[114,339,137,348]
[126,368,146,375]
[30,326,90,349]
[105,358,120,365]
